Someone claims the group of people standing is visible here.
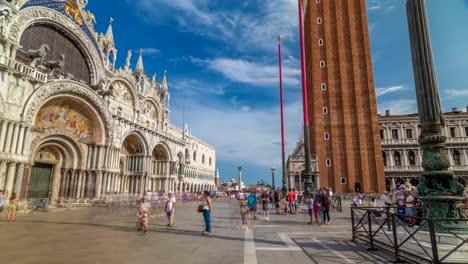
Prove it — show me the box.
[134,190,213,236]
[0,190,19,222]
[239,187,334,229]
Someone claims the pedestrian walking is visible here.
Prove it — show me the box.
[0,190,5,220]
[247,191,258,220]
[239,196,249,229]
[137,198,150,233]
[7,192,19,222]
[201,190,212,235]
[261,190,270,221]
[404,190,416,227]
[274,191,281,215]
[306,195,314,224]
[288,189,297,214]
[165,191,176,227]
[321,190,331,225]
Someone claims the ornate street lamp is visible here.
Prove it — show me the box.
[406,0,465,228]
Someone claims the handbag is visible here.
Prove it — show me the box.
[197,204,204,213]
[240,205,249,214]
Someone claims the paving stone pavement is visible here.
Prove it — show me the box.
[0,200,399,264]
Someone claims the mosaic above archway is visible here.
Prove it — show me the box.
[143,101,157,119]
[35,100,95,143]
[113,81,133,106]
[122,134,144,155]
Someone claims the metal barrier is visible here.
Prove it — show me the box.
[351,206,468,264]
[29,198,49,212]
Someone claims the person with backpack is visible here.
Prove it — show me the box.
[247,191,258,220]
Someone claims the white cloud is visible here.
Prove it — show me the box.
[367,0,397,12]
[171,79,225,95]
[378,98,417,115]
[376,85,406,97]
[171,99,303,167]
[129,0,298,53]
[445,89,468,97]
[192,57,301,87]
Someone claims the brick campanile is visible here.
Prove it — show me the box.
[304,0,385,193]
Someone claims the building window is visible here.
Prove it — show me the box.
[317,17,323,24]
[202,155,205,164]
[408,151,416,166]
[323,107,328,115]
[326,159,331,166]
[450,127,456,137]
[394,151,401,166]
[324,133,329,140]
[193,151,197,161]
[320,60,326,68]
[406,129,413,139]
[341,177,347,185]
[321,83,327,90]
[453,150,461,165]
[209,157,212,166]
[382,151,387,166]
[392,129,399,139]
[318,39,324,46]
[380,130,384,139]
[465,127,468,137]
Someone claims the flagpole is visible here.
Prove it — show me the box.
[277,35,288,196]
[297,0,314,196]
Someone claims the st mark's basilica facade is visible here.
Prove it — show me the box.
[0,0,217,204]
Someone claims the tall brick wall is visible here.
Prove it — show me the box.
[304,0,385,193]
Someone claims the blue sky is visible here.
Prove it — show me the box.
[87,0,468,185]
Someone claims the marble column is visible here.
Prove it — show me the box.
[5,162,17,195]
[51,165,62,202]
[15,126,25,155]
[22,127,32,155]
[3,122,13,152]
[407,0,465,222]
[0,160,7,190]
[13,163,24,195]
[0,121,8,148]
[76,171,83,199]
[95,171,103,199]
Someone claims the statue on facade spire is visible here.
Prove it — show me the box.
[125,49,132,71]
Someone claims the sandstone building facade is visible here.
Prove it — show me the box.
[0,0,217,203]
[303,0,385,193]
[380,109,468,190]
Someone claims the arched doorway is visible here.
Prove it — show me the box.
[28,94,107,201]
[385,179,391,192]
[122,134,146,194]
[410,178,419,187]
[355,182,361,193]
[151,144,170,192]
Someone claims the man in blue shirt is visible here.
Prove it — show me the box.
[247,191,258,220]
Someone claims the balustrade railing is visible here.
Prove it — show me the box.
[0,54,48,83]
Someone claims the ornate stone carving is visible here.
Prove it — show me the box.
[7,7,104,85]
[22,80,113,142]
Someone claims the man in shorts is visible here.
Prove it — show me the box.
[247,191,258,220]
[165,191,176,226]
[261,191,270,221]
[288,188,297,214]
